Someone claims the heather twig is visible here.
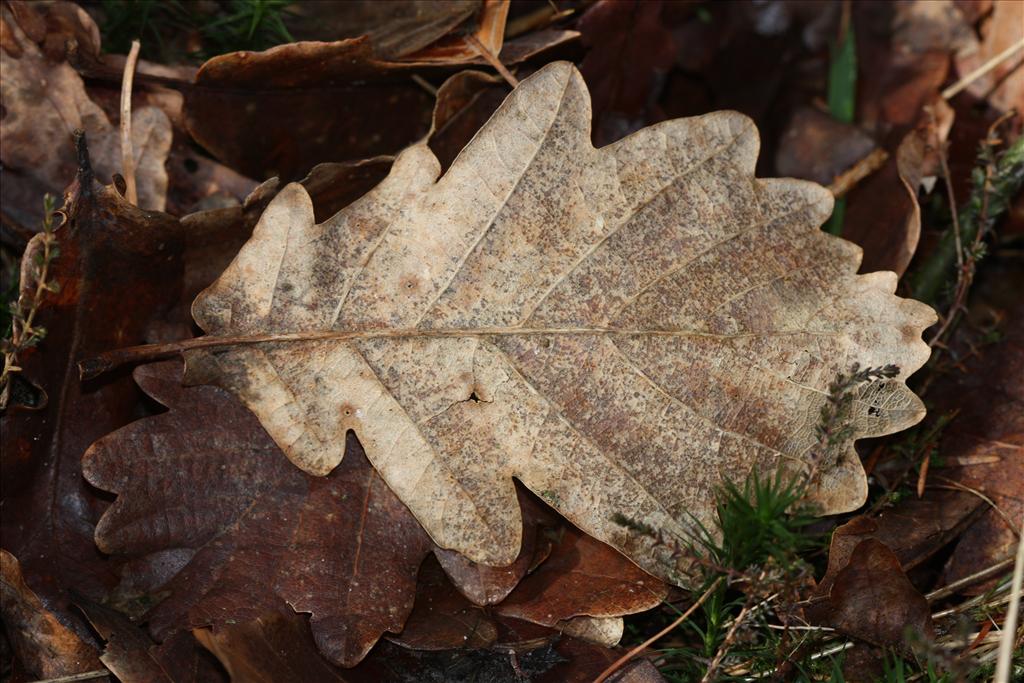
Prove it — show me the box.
[1,195,62,410]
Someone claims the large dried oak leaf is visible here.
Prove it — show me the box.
[184,61,935,583]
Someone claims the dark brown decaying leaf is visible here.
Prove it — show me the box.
[578,0,676,145]
[181,16,574,183]
[0,550,103,680]
[807,538,934,651]
[183,37,431,182]
[76,596,226,683]
[1,141,183,641]
[179,61,935,585]
[82,361,434,668]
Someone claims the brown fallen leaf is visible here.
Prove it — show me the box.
[843,98,955,276]
[283,0,481,59]
[578,0,676,145]
[935,298,1024,590]
[816,490,985,583]
[0,550,103,680]
[395,524,665,652]
[150,61,936,585]
[181,37,430,182]
[774,107,878,188]
[195,609,661,683]
[953,0,1024,113]
[194,612,350,683]
[181,25,576,182]
[76,596,225,683]
[494,521,668,628]
[1,137,183,642]
[0,0,171,232]
[82,361,434,668]
[807,538,934,651]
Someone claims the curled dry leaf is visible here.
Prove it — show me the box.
[83,361,434,668]
[165,61,937,589]
[844,98,955,276]
[0,550,102,680]
[817,490,984,579]
[175,62,935,585]
[0,0,171,233]
[807,539,934,651]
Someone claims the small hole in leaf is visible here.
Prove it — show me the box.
[184,158,199,173]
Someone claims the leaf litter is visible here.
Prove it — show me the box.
[2,1,1023,680]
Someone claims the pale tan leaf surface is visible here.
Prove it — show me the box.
[185,62,935,584]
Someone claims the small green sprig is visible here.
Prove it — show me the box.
[1,195,61,410]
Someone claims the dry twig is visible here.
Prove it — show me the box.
[119,39,141,205]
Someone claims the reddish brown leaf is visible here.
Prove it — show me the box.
[0,550,102,680]
[495,523,668,628]
[393,515,666,651]
[1,139,183,642]
[807,539,934,651]
[82,361,435,668]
